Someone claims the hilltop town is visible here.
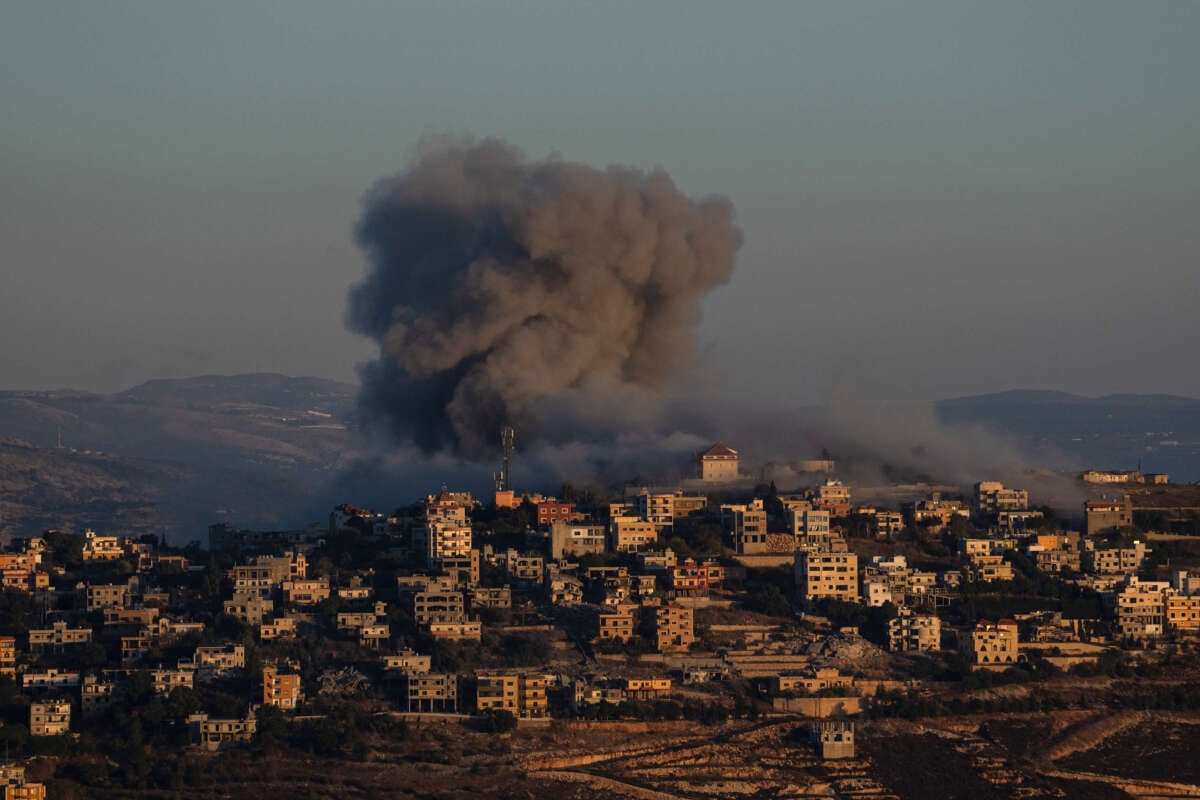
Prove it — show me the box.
[2,443,1200,799]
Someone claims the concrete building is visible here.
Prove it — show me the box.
[440,551,481,588]
[410,587,466,625]
[187,645,246,678]
[425,491,472,525]
[775,667,853,695]
[27,621,92,651]
[635,492,676,531]
[888,608,941,652]
[610,516,658,552]
[499,550,544,584]
[21,669,80,691]
[1082,540,1148,575]
[188,713,257,750]
[469,586,512,610]
[2,638,21,676]
[152,668,194,695]
[795,550,859,603]
[281,578,330,605]
[401,672,458,713]
[597,606,636,643]
[1166,593,1200,634]
[723,500,775,554]
[1116,578,1169,641]
[1082,470,1140,484]
[81,530,124,561]
[963,619,1019,667]
[815,480,852,513]
[0,763,46,800]
[669,559,725,595]
[811,720,855,760]
[997,509,1045,531]
[911,494,970,528]
[260,616,297,640]
[968,553,1015,583]
[973,482,1029,514]
[790,507,831,538]
[534,500,577,527]
[262,665,303,710]
[427,620,482,641]
[85,583,129,611]
[418,520,473,567]
[699,442,739,482]
[652,604,694,653]
[873,510,905,538]
[1085,497,1133,536]
[549,522,607,560]
[29,702,70,736]
[82,676,118,714]
[224,593,274,625]
[476,672,549,719]
[229,552,307,595]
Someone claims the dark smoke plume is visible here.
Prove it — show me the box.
[347,136,742,456]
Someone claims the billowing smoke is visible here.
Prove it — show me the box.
[346,136,741,457]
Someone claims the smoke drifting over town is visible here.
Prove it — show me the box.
[342,136,1078,508]
[346,136,742,457]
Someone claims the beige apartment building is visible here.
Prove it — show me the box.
[81,530,124,561]
[421,521,473,566]
[724,500,772,554]
[0,764,46,800]
[81,675,117,714]
[795,550,859,603]
[187,713,257,750]
[27,621,92,651]
[968,554,1015,583]
[187,644,246,678]
[973,482,1029,514]
[85,583,129,611]
[152,668,194,695]
[888,608,941,652]
[428,620,482,640]
[652,604,694,653]
[1117,579,1169,640]
[476,672,549,719]
[402,672,458,713]
[224,593,274,625]
[597,606,636,643]
[1085,496,1133,535]
[263,665,303,710]
[281,578,330,605]
[610,516,659,552]
[29,702,71,736]
[963,619,1019,666]
[1166,594,1200,633]
[259,616,297,640]
[550,522,607,560]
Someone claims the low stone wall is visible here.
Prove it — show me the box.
[530,769,683,799]
[772,696,863,716]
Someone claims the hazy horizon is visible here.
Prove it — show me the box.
[3,2,1198,404]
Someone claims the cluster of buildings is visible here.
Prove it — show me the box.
[0,442,1196,771]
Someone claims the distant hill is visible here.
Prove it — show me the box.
[0,374,360,542]
[936,390,1200,482]
[4,376,1200,542]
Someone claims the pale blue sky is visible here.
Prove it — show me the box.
[3,1,1198,401]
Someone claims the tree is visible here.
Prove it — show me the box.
[481,708,517,733]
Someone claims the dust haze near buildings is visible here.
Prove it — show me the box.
[346,136,742,457]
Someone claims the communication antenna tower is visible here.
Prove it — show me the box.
[494,426,515,492]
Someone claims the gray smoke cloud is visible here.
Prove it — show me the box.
[346,136,742,456]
